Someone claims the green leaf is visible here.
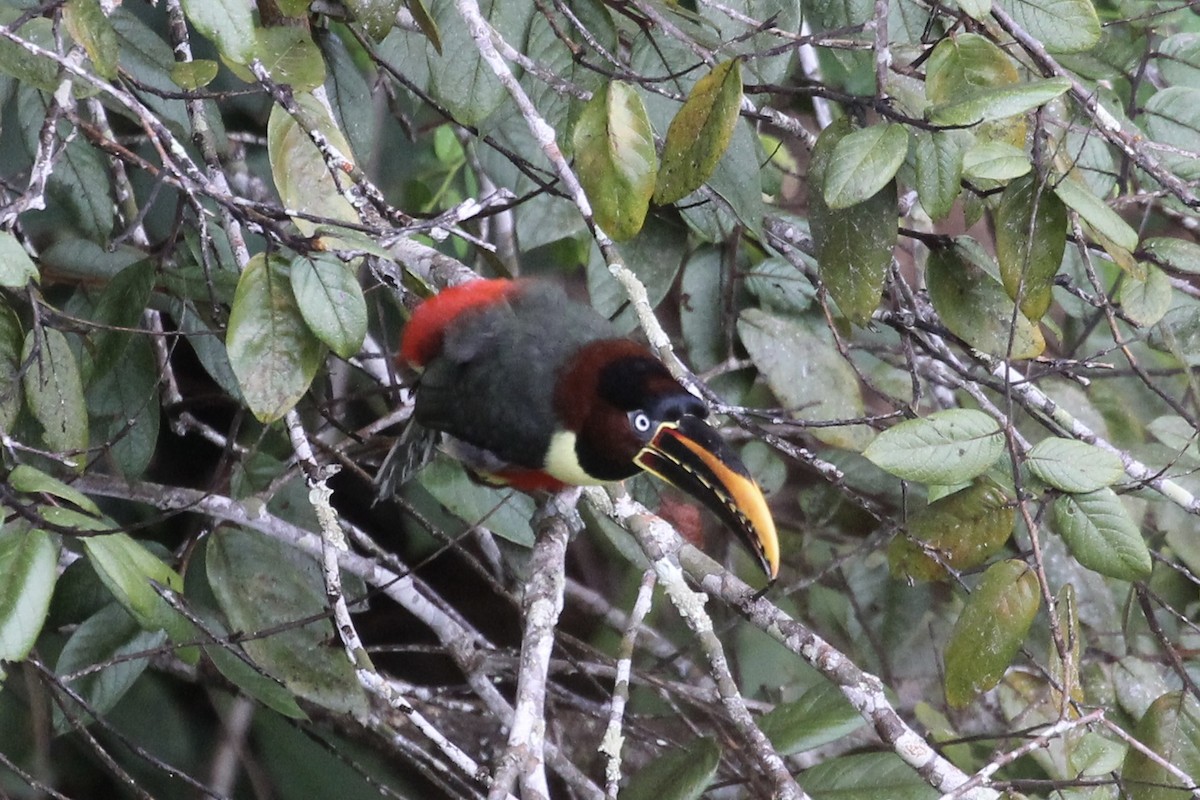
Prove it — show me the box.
[1053,176,1139,254]
[179,0,255,63]
[89,260,155,378]
[49,139,114,243]
[418,457,536,546]
[250,26,325,91]
[888,480,1014,582]
[39,506,112,533]
[176,301,244,401]
[760,682,865,755]
[0,305,21,431]
[1144,86,1200,182]
[9,464,101,515]
[797,752,939,800]
[926,239,1045,359]
[1148,415,1200,461]
[863,408,1004,485]
[1006,0,1100,54]
[744,257,815,317]
[86,337,160,478]
[52,603,166,733]
[0,12,61,92]
[653,59,744,206]
[1027,438,1125,493]
[200,614,308,720]
[962,141,1031,181]
[206,528,367,716]
[995,172,1067,321]
[169,59,219,90]
[290,254,367,359]
[346,0,405,40]
[930,77,1072,126]
[679,248,728,371]
[620,737,720,800]
[267,95,360,238]
[809,119,896,326]
[64,0,118,79]
[426,0,530,125]
[955,0,991,20]
[1144,237,1200,274]
[22,328,89,467]
[738,309,871,451]
[226,253,324,423]
[274,0,310,15]
[703,0,799,85]
[944,559,1040,707]
[1051,488,1151,581]
[106,10,193,132]
[0,230,39,288]
[926,34,1019,106]
[1118,265,1172,327]
[823,123,909,210]
[913,130,965,221]
[322,33,377,165]
[1160,34,1200,90]
[574,82,658,241]
[687,118,764,237]
[82,534,192,641]
[1122,692,1200,800]
[0,525,59,663]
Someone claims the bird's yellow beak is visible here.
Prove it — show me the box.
[634,416,780,579]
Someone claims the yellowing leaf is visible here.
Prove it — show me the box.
[574,82,658,240]
[267,95,359,239]
[653,59,743,205]
[944,559,1040,707]
[926,33,1019,106]
[64,0,118,79]
[888,480,1014,582]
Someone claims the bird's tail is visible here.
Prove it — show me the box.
[373,420,440,502]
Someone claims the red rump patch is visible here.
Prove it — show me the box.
[488,467,569,493]
[400,279,519,367]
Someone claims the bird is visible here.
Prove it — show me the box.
[388,277,780,579]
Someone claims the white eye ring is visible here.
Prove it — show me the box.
[631,412,652,434]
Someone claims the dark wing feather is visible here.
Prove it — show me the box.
[413,282,615,470]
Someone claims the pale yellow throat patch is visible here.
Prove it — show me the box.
[543,431,608,486]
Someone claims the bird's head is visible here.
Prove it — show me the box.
[553,340,780,579]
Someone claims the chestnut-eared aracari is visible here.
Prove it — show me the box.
[390,278,780,578]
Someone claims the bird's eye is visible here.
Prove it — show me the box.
[630,411,653,435]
